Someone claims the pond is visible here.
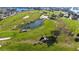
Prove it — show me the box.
[21,19,44,32]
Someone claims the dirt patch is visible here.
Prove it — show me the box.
[18,39,38,44]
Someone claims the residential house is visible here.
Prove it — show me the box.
[0,7,16,20]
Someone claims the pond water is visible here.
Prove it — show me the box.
[21,19,44,31]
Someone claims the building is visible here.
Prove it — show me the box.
[0,7,16,20]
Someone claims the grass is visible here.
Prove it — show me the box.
[0,42,76,51]
[0,10,79,51]
[0,10,57,50]
[61,17,79,33]
[0,11,41,31]
[0,20,56,40]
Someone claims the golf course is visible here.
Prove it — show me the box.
[0,10,79,51]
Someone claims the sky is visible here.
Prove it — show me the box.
[0,0,79,7]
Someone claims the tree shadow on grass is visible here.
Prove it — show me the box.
[39,36,57,47]
[46,36,57,47]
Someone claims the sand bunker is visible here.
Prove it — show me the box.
[23,16,29,19]
[0,37,11,40]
